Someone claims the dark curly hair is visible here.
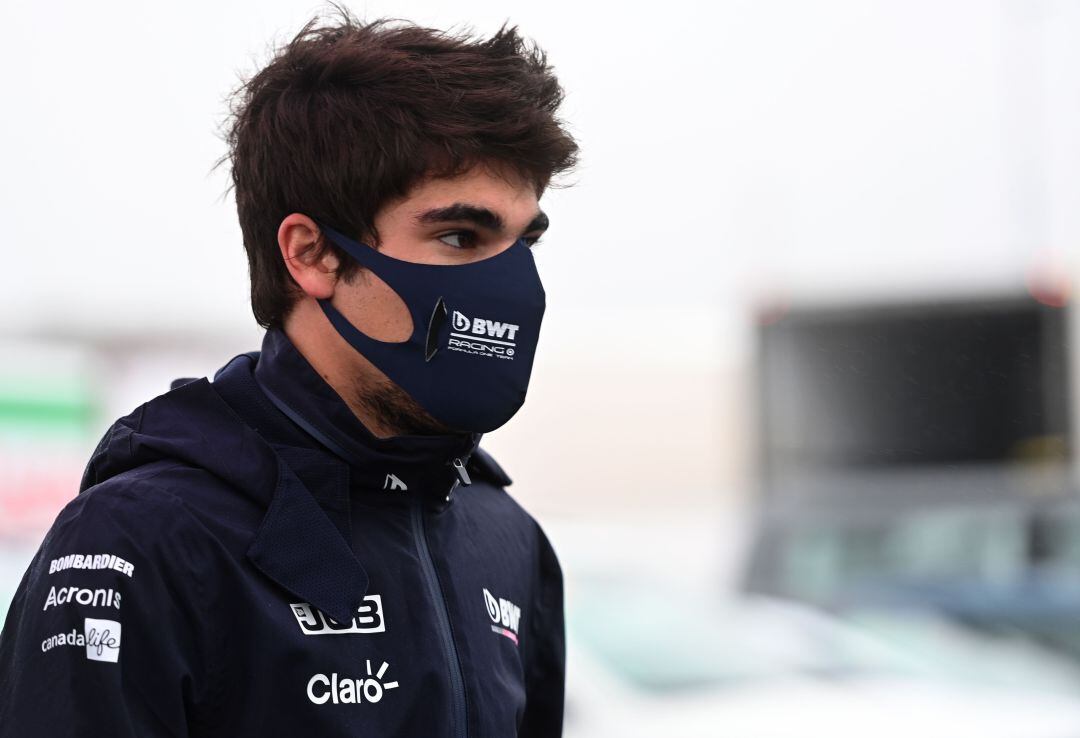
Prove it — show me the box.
[217,4,579,329]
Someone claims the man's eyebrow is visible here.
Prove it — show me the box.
[416,204,550,235]
[417,204,505,232]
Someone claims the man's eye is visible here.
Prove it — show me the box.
[437,232,476,249]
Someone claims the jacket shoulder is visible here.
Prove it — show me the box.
[49,467,222,579]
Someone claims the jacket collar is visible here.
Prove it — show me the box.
[253,327,481,494]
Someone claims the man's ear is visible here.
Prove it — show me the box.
[277,213,340,299]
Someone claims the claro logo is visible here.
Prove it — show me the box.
[307,662,399,705]
[449,311,519,360]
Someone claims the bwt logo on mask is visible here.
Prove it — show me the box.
[451,310,519,341]
[449,311,520,360]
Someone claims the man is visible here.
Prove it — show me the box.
[0,10,577,737]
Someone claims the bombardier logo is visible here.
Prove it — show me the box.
[49,553,134,578]
[291,595,385,635]
[448,310,519,360]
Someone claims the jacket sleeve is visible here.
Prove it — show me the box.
[0,478,218,737]
[519,520,566,738]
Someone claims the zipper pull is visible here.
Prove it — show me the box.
[451,457,472,486]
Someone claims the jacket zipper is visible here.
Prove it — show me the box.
[412,481,468,738]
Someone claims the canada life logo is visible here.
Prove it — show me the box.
[483,588,521,645]
[449,311,519,360]
[40,618,122,663]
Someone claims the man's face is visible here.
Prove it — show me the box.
[278,162,549,436]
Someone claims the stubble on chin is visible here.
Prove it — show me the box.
[349,374,457,437]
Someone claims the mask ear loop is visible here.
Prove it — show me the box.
[315,219,431,349]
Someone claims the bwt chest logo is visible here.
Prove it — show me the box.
[449,311,519,360]
[483,588,521,645]
[290,595,385,635]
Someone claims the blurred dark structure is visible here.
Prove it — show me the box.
[743,294,1080,658]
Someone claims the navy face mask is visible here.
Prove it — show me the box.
[312,220,546,434]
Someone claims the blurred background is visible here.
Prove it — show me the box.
[3,0,1080,734]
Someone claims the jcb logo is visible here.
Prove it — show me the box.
[451,310,519,342]
[291,595,385,635]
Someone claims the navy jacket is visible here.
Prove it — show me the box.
[0,329,564,737]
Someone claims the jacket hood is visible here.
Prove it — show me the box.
[78,374,278,503]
